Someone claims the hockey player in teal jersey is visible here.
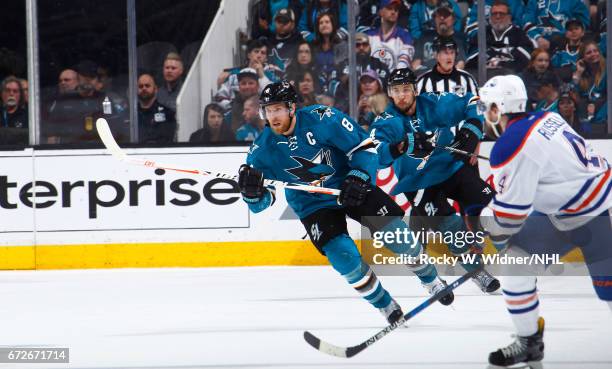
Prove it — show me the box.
[370,67,500,293]
[238,81,455,324]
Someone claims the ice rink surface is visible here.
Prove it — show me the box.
[1,266,610,369]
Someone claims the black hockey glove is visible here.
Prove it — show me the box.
[238,164,265,203]
[390,132,435,159]
[449,127,480,160]
[338,169,371,207]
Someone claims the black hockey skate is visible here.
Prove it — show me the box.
[489,317,545,367]
[379,298,404,324]
[472,269,501,293]
[423,277,455,305]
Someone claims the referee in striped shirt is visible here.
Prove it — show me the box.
[416,36,479,97]
[417,35,482,176]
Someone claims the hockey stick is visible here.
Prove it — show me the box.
[303,267,481,358]
[95,118,341,196]
[445,146,490,161]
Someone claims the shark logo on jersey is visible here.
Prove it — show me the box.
[286,149,335,183]
[311,106,335,120]
[374,112,393,122]
[538,10,565,35]
[409,117,422,131]
[269,48,290,72]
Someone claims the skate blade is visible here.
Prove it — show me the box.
[486,361,543,369]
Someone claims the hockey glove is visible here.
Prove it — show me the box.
[449,127,480,160]
[338,169,371,207]
[390,132,435,159]
[238,164,265,203]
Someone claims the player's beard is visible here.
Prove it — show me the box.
[395,96,416,115]
[270,116,295,136]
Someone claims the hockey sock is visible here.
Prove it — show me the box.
[502,276,540,336]
[323,234,392,309]
[380,218,438,284]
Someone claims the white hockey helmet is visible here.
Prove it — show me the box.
[478,75,528,137]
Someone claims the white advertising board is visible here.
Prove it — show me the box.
[0,141,610,246]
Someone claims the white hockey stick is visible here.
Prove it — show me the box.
[95,118,341,196]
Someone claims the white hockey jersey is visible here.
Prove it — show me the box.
[366,26,415,71]
[485,111,611,234]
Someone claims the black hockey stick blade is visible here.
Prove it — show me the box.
[303,267,482,358]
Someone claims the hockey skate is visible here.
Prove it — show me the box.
[472,269,501,294]
[423,277,454,305]
[488,317,545,368]
[378,298,404,325]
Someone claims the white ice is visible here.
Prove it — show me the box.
[1,266,610,369]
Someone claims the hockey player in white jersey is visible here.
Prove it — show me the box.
[477,75,612,367]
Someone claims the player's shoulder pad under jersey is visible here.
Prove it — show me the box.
[490,111,549,168]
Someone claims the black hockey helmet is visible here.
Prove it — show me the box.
[387,67,417,87]
[259,80,300,107]
[433,35,458,52]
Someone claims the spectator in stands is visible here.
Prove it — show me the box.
[357,0,410,32]
[573,40,607,125]
[219,39,280,87]
[552,19,586,82]
[312,12,347,95]
[45,60,127,144]
[216,39,278,111]
[296,70,319,107]
[367,0,414,71]
[409,0,463,41]
[316,93,335,107]
[299,0,348,42]
[58,69,79,95]
[342,32,390,85]
[534,72,561,113]
[0,76,28,130]
[557,90,588,136]
[19,78,28,107]
[266,8,305,73]
[464,0,525,39]
[236,96,265,141]
[250,0,303,40]
[412,5,467,74]
[519,48,559,109]
[466,0,534,77]
[227,68,261,133]
[357,69,385,129]
[189,103,234,143]
[137,73,176,144]
[523,0,590,51]
[157,52,184,112]
[334,32,390,113]
[417,36,478,96]
[284,41,317,85]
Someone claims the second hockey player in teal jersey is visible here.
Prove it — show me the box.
[370,67,500,293]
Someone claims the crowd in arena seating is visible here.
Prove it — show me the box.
[0,0,609,146]
[207,0,608,142]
